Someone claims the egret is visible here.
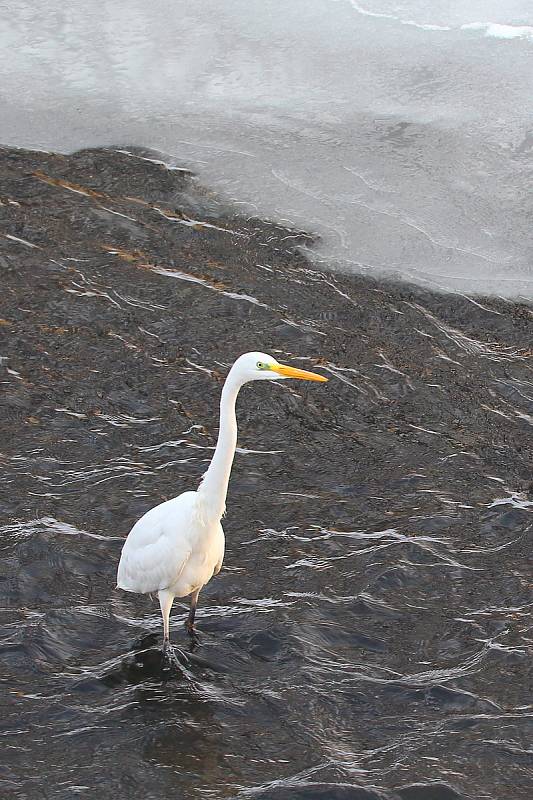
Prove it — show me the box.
[116,351,327,661]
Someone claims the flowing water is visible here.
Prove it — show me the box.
[0,145,531,799]
[0,2,532,799]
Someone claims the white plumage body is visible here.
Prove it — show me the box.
[117,491,225,598]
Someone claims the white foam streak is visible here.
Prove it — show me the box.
[348,2,450,31]
[462,22,533,41]
[348,3,533,41]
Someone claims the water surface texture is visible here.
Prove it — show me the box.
[0,146,531,799]
[1,0,533,295]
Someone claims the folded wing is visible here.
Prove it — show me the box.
[117,492,196,594]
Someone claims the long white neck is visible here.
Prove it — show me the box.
[197,372,242,521]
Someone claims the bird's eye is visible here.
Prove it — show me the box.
[257,361,265,369]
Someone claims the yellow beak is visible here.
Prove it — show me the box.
[271,363,328,382]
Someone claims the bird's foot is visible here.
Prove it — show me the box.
[162,638,190,672]
[185,621,201,648]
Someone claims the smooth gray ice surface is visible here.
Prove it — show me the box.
[2,0,532,296]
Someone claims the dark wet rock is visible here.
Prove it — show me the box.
[248,785,399,800]
[246,629,287,661]
[398,784,464,800]
[383,683,499,713]
[0,390,32,410]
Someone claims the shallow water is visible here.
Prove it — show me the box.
[0,145,532,799]
[2,0,533,295]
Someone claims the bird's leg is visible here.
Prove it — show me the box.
[186,588,200,637]
[158,589,177,662]
[158,589,191,670]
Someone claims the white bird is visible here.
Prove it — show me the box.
[117,351,327,661]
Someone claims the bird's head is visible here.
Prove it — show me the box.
[231,351,328,385]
